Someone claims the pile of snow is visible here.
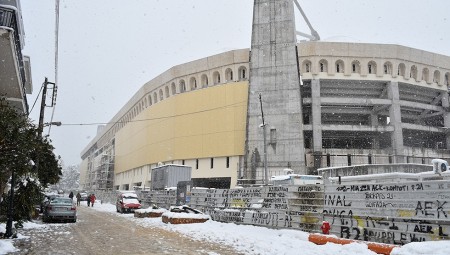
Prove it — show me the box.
[135,208,167,214]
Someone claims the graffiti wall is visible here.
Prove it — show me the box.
[323,180,450,244]
[189,185,324,232]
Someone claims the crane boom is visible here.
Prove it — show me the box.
[293,0,320,41]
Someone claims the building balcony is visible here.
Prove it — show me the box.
[0,2,32,113]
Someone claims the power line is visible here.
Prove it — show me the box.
[58,100,246,126]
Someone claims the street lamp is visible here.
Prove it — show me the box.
[43,121,62,127]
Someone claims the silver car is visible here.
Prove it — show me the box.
[42,197,77,223]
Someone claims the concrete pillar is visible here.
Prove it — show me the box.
[245,0,306,178]
[311,79,322,169]
[311,79,322,152]
[370,114,380,149]
[440,92,450,149]
[387,82,405,163]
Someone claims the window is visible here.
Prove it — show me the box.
[225,68,233,81]
[383,62,392,74]
[410,65,418,80]
[210,158,214,169]
[303,60,312,73]
[196,159,199,169]
[351,61,360,73]
[213,71,221,84]
[433,70,440,83]
[190,77,197,90]
[171,82,176,94]
[326,154,331,167]
[159,89,163,100]
[422,68,429,82]
[201,74,209,87]
[153,92,157,103]
[368,61,377,74]
[182,160,185,165]
[179,80,186,92]
[445,73,450,86]
[165,86,170,98]
[319,60,328,72]
[335,60,344,73]
[238,66,247,80]
[148,95,152,106]
[226,157,230,168]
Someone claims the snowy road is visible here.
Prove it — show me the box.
[9,205,241,255]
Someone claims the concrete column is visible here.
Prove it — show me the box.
[387,82,405,163]
[311,79,322,169]
[311,79,322,152]
[440,92,450,149]
[245,0,306,177]
[370,114,380,149]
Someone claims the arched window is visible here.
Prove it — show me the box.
[171,82,176,95]
[302,60,312,73]
[144,97,148,108]
[225,68,233,81]
[159,89,163,101]
[153,92,158,103]
[351,60,360,73]
[368,61,377,74]
[398,63,406,77]
[189,77,197,90]
[410,65,418,80]
[238,66,247,80]
[319,59,328,73]
[201,74,209,87]
[422,68,429,82]
[179,80,186,93]
[433,70,440,84]
[165,86,170,98]
[335,60,344,73]
[445,73,449,86]
[383,62,392,75]
[213,71,221,84]
[148,95,152,106]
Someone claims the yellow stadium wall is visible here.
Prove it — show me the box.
[114,82,249,182]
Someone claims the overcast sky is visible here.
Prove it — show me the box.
[20,0,450,166]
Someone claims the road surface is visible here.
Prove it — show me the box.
[11,205,241,255]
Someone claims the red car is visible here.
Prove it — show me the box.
[116,192,142,213]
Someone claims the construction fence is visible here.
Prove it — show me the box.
[96,180,450,245]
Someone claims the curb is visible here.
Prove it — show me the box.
[308,233,398,255]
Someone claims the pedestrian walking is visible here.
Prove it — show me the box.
[90,194,96,207]
[87,194,91,207]
[69,191,74,200]
[76,192,81,206]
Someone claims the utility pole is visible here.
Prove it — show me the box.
[36,78,56,185]
[259,93,268,185]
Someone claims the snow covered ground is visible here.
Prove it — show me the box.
[1,202,450,254]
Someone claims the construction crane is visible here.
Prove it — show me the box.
[293,0,320,41]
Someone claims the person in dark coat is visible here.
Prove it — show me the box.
[87,194,91,206]
[69,191,74,200]
[76,192,81,206]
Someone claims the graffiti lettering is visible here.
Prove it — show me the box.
[325,195,352,207]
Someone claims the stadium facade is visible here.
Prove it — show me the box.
[80,0,450,190]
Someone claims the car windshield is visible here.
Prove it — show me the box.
[123,198,139,204]
[50,198,72,205]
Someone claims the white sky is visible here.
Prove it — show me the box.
[20,0,450,166]
[1,202,450,254]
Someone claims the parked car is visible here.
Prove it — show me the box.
[42,197,77,223]
[79,192,88,201]
[116,192,142,213]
